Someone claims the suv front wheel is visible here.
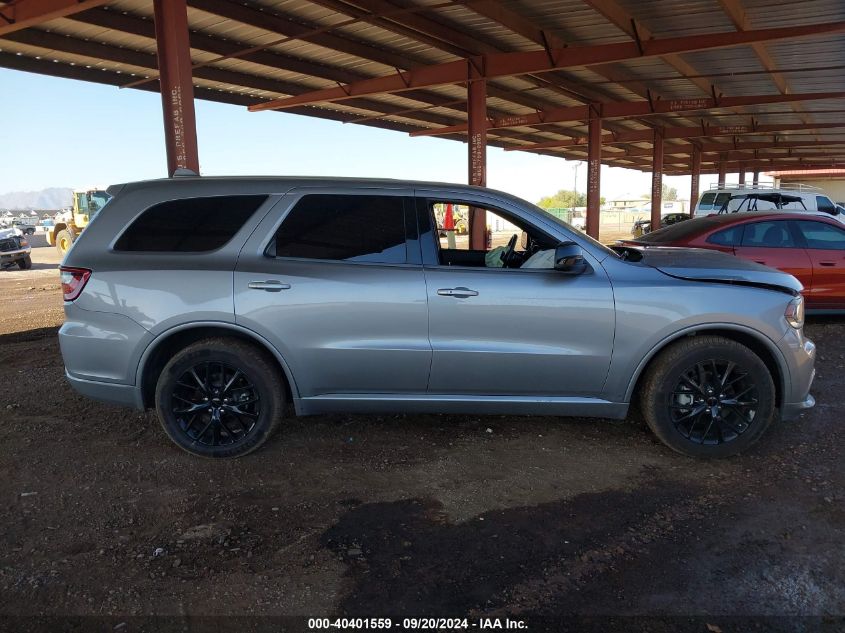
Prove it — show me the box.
[641,335,776,458]
[154,338,285,458]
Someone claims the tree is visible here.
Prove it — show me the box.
[536,189,586,209]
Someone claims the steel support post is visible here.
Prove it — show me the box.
[467,64,487,250]
[738,163,747,186]
[153,0,200,175]
[651,128,664,231]
[586,106,602,239]
[717,153,728,188]
[690,145,701,217]
[753,170,760,187]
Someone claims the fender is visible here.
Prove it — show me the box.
[134,320,301,404]
[622,322,790,405]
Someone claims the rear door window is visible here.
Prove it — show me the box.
[272,194,410,264]
[740,221,795,248]
[115,195,268,252]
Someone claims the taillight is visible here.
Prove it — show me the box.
[60,266,91,302]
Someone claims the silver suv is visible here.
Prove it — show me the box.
[58,177,816,458]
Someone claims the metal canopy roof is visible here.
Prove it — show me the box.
[1,0,844,174]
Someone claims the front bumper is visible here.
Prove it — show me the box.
[0,247,30,263]
[778,333,816,421]
[781,391,815,421]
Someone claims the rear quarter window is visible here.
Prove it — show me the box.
[114,195,268,252]
[706,225,743,246]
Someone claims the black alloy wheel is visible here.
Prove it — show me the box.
[670,359,758,445]
[155,338,285,458]
[641,335,776,457]
[170,361,260,447]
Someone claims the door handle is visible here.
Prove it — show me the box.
[819,262,836,267]
[248,280,291,291]
[437,287,478,298]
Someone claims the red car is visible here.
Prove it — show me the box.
[617,212,845,312]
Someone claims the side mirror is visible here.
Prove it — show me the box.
[554,243,588,274]
[835,205,844,216]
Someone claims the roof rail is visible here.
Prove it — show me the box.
[706,182,823,192]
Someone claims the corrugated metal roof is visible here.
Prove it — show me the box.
[0,0,843,171]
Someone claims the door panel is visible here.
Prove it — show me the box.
[794,219,845,309]
[234,190,431,397]
[415,191,615,398]
[732,219,813,292]
[424,267,615,396]
[803,249,845,308]
[732,245,813,290]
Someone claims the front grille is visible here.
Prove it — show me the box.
[0,238,18,252]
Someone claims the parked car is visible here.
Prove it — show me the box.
[631,212,690,236]
[618,211,845,312]
[0,228,32,270]
[58,177,815,459]
[694,184,838,217]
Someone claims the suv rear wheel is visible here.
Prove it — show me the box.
[641,335,776,458]
[154,338,285,458]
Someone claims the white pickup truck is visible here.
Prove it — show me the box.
[0,227,32,270]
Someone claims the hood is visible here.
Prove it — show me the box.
[635,246,802,294]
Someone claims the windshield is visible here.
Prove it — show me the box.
[635,217,719,243]
[534,206,618,258]
[76,190,112,215]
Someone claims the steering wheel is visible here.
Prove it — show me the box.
[499,233,518,267]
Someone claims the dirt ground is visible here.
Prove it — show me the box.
[1,246,843,632]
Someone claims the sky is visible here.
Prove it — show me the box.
[0,67,718,203]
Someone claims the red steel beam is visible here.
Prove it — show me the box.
[504,122,845,151]
[603,139,845,159]
[666,162,844,175]
[410,92,845,138]
[153,0,200,175]
[0,0,109,36]
[248,21,845,112]
[690,146,701,216]
[586,106,602,239]
[468,71,487,250]
[718,154,728,187]
[651,129,664,230]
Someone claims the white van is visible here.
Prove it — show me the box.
[694,183,838,217]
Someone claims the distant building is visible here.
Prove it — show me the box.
[768,169,845,203]
[609,194,650,212]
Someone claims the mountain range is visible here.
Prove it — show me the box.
[0,188,73,211]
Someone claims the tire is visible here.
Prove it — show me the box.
[56,229,74,255]
[17,255,32,270]
[154,338,285,458]
[25,228,35,236]
[640,335,776,458]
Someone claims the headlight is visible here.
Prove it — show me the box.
[785,295,805,329]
